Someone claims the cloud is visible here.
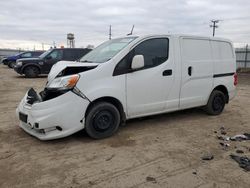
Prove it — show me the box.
[0,0,249,49]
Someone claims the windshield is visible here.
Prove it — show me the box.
[80,37,138,63]
[39,49,53,59]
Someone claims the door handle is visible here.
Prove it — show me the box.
[162,69,172,76]
[188,66,192,76]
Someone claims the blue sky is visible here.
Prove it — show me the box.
[0,0,250,49]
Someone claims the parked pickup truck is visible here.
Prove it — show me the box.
[2,51,44,68]
[16,34,237,140]
[14,48,91,78]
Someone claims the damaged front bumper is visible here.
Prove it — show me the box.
[16,88,89,140]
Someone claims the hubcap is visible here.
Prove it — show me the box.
[213,95,223,111]
[93,110,114,132]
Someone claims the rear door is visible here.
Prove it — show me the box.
[180,37,213,109]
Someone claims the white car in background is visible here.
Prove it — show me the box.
[16,34,237,140]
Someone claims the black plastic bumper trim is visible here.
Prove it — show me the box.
[213,72,234,78]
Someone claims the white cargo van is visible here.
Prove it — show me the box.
[16,35,237,140]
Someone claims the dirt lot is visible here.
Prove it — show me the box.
[0,65,250,188]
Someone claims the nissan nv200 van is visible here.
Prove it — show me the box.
[16,35,237,140]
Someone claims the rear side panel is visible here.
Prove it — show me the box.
[211,40,235,75]
[211,40,236,100]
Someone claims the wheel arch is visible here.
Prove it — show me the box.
[212,85,229,103]
[85,96,126,124]
[21,64,41,74]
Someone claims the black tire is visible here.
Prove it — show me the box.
[204,90,226,115]
[8,61,15,68]
[23,66,39,78]
[85,102,120,139]
[3,60,9,65]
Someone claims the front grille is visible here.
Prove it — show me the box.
[19,112,28,123]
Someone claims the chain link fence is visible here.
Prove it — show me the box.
[236,45,250,69]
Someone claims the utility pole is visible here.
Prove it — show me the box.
[210,20,219,37]
[245,44,248,68]
[42,43,44,51]
[53,41,56,48]
[109,25,112,40]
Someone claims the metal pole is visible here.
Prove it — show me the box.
[210,20,219,37]
[212,22,215,36]
[245,44,248,68]
[109,25,112,40]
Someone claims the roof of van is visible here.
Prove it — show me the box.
[125,34,232,43]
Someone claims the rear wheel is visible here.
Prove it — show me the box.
[85,102,120,139]
[24,66,39,78]
[204,90,226,115]
[8,61,16,68]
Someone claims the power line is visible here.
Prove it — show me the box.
[210,20,219,37]
[222,16,250,21]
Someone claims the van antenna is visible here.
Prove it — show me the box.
[127,25,134,36]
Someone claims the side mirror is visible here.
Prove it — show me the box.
[131,55,144,70]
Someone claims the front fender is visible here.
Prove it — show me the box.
[86,87,125,106]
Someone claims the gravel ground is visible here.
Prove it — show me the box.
[0,64,250,188]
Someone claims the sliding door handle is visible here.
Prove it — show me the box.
[188,66,192,76]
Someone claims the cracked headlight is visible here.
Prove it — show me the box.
[46,74,80,90]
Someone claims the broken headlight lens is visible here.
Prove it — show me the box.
[46,74,80,90]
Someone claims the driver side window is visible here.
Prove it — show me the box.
[49,50,63,60]
[113,38,169,76]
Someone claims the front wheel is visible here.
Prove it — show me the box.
[8,61,16,68]
[23,66,39,78]
[85,102,120,139]
[204,90,226,115]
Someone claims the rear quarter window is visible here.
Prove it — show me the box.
[63,49,76,61]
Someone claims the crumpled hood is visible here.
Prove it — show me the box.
[47,61,99,82]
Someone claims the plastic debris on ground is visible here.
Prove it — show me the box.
[201,153,214,160]
[230,133,250,141]
[230,154,250,171]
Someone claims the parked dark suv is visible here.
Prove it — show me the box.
[14,48,91,78]
[2,51,45,68]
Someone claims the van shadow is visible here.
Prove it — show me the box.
[44,107,207,145]
[123,107,206,130]
[13,75,47,79]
